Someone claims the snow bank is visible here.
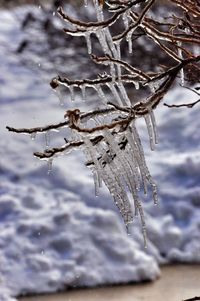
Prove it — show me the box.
[0,4,200,299]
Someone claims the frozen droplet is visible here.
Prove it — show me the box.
[53,11,55,16]
[38,5,41,9]
[84,0,88,7]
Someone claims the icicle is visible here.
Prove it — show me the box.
[144,113,155,151]
[96,30,110,54]
[110,63,116,82]
[152,182,159,205]
[130,125,159,205]
[115,41,121,60]
[124,143,141,192]
[148,82,156,93]
[84,0,88,7]
[81,85,86,102]
[55,87,65,106]
[116,64,122,82]
[107,82,123,106]
[47,158,53,175]
[149,109,158,144]
[95,84,108,104]
[126,31,133,54]
[45,131,50,148]
[104,131,139,214]
[92,169,99,197]
[134,81,140,90]
[69,86,75,102]
[177,41,184,86]
[93,0,104,22]
[118,82,131,105]
[30,132,36,140]
[122,10,129,30]
[127,126,148,195]
[83,138,102,188]
[137,200,147,248]
[104,29,118,57]
[102,160,134,226]
[85,32,92,54]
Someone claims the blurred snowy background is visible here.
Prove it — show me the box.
[0,1,200,300]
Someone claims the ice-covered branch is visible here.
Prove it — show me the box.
[6,0,200,241]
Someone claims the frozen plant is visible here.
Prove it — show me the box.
[7,0,200,245]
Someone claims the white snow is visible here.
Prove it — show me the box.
[0,4,200,300]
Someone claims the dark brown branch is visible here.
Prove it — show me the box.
[164,98,200,108]
[113,0,156,41]
[183,297,200,301]
[91,54,151,80]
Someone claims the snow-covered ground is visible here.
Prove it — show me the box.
[0,5,200,300]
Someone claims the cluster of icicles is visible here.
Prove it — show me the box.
[32,0,161,246]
